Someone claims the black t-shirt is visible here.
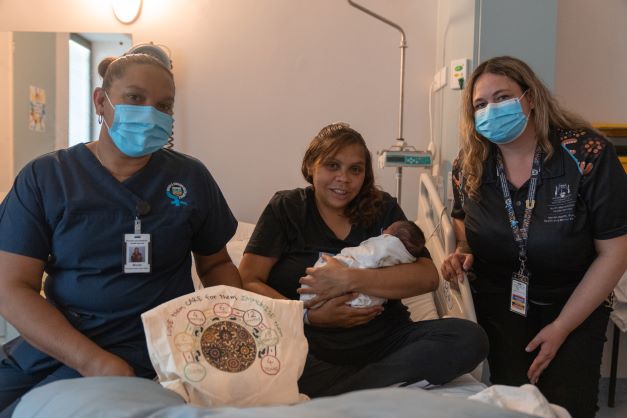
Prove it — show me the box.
[451,128,627,303]
[245,187,427,364]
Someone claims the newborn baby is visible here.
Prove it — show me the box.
[301,220,426,308]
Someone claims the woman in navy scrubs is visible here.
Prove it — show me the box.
[240,122,488,397]
[0,45,241,416]
[441,56,627,418]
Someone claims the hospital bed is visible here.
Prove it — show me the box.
[406,172,477,324]
[14,175,502,418]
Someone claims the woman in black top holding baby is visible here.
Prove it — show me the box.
[240,122,487,397]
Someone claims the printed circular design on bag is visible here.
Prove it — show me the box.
[201,321,257,372]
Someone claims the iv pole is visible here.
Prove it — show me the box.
[348,0,408,204]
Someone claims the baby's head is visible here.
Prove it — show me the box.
[383,221,425,258]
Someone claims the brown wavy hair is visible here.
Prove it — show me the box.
[459,56,593,199]
[98,52,175,149]
[301,122,384,226]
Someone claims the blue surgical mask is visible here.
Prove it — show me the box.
[474,91,529,144]
[103,92,173,157]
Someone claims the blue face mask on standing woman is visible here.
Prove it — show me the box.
[474,91,529,145]
[103,92,173,157]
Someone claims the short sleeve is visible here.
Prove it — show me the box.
[578,137,627,239]
[450,155,466,220]
[0,163,51,260]
[190,166,237,255]
[244,192,288,257]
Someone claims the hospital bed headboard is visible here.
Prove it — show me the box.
[415,173,477,323]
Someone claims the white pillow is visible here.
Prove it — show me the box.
[226,239,248,267]
[402,293,439,322]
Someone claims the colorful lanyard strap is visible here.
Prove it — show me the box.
[495,146,542,275]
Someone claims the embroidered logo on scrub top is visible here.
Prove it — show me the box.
[544,182,576,223]
[166,182,188,206]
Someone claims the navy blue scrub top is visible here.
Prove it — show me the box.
[0,144,237,370]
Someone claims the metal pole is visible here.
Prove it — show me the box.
[396,167,402,204]
[398,36,406,143]
[347,0,408,204]
[348,0,407,142]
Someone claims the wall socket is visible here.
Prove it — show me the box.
[450,58,469,90]
[432,66,447,91]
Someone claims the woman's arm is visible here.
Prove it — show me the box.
[194,247,242,288]
[0,251,135,377]
[298,254,439,307]
[240,252,383,326]
[441,218,474,283]
[526,234,627,383]
[239,253,287,299]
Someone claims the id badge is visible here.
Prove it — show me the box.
[510,271,528,316]
[124,233,151,273]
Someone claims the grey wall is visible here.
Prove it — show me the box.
[475,0,557,90]
[12,31,57,174]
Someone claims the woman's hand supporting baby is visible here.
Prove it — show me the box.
[306,294,383,328]
[298,255,383,327]
[298,255,353,306]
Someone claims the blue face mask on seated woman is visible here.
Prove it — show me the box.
[474,91,529,144]
[103,92,173,157]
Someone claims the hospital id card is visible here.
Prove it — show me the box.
[510,272,528,316]
[124,233,151,273]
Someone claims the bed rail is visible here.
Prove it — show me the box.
[415,173,476,323]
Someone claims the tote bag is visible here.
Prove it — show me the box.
[142,285,308,407]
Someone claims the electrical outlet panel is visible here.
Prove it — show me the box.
[450,58,469,90]
[432,66,447,91]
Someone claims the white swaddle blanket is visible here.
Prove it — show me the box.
[142,285,308,407]
[300,234,416,308]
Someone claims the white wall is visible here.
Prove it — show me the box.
[555,0,627,378]
[556,0,627,123]
[431,0,476,207]
[0,0,438,223]
[0,32,13,194]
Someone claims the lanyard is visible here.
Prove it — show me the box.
[495,146,541,274]
[134,201,152,234]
